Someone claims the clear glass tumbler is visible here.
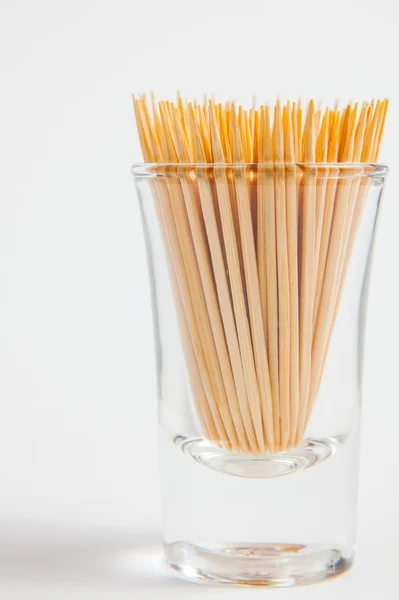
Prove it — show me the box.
[133,163,387,587]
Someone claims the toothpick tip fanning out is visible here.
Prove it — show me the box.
[209,103,226,164]
[231,106,245,163]
[133,94,388,165]
[305,109,316,163]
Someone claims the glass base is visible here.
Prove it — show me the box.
[177,436,341,479]
[165,541,353,587]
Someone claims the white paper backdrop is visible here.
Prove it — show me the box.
[1,0,398,597]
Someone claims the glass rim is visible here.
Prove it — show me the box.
[131,162,388,179]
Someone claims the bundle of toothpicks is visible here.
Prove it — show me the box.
[134,95,388,454]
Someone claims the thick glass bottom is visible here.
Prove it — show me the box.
[177,435,341,478]
[165,541,353,587]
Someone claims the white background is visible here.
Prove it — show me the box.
[1,0,398,598]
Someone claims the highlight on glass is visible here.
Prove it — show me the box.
[132,95,388,587]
